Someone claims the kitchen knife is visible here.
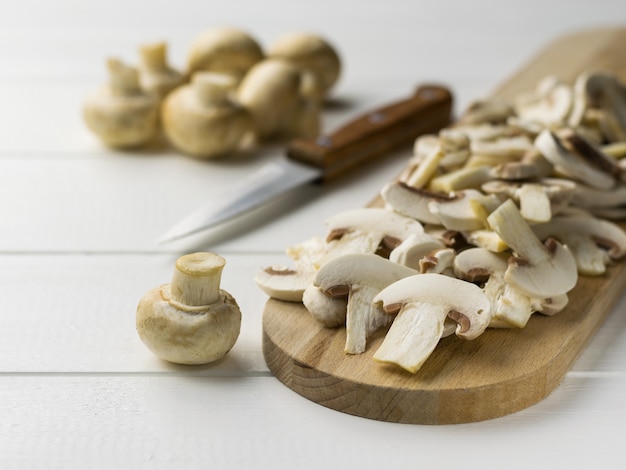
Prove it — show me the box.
[157,84,453,244]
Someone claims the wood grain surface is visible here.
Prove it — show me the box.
[262,27,626,424]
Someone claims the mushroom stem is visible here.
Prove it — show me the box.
[192,72,236,106]
[140,42,168,72]
[170,252,225,307]
[107,58,141,95]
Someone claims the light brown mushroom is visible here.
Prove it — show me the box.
[83,58,159,148]
[138,41,184,100]
[267,32,341,101]
[136,252,241,365]
[237,58,320,140]
[162,72,252,158]
[187,27,264,83]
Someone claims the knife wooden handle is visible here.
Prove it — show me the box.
[286,84,453,181]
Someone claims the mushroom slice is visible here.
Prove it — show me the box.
[372,273,491,373]
[381,181,449,225]
[570,183,626,211]
[487,199,578,298]
[531,214,626,275]
[428,165,492,192]
[458,99,515,125]
[490,150,553,180]
[482,179,576,223]
[419,248,455,274]
[514,75,573,127]
[314,254,418,354]
[254,265,314,302]
[569,71,626,142]
[454,247,533,328]
[428,189,501,231]
[463,229,509,253]
[534,129,617,190]
[531,294,569,316]
[302,284,348,328]
[470,135,535,162]
[389,233,446,270]
[323,208,424,260]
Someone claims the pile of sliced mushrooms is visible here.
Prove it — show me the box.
[256,71,626,374]
[83,27,341,158]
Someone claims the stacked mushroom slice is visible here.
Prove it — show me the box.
[256,70,626,374]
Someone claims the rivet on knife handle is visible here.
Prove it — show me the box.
[286,84,453,181]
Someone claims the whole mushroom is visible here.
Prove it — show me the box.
[162,71,252,158]
[267,32,341,100]
[138,41,185,100]
[237,58,321,141]
[83,58,159,148]
[187,27,264,84]
[136,252,241,365]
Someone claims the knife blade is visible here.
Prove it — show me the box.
[157,84,453,244]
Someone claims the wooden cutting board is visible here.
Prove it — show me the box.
[262,27,626,424]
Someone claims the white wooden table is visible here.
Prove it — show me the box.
[2,1,626,468]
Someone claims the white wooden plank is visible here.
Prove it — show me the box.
[0,254,277,373]
[0,374,625,469]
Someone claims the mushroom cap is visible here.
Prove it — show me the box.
[236,58,306,139]
[302,284,347,328]
[161,74,252,158]
[83,88,159,148]
[373,273,491,340]
[325,207,424,247]
[136,286,241,365]
[267,32,341,95]
[187,27,264,81]
[314,253,417,294]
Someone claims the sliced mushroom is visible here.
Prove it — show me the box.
[254,265,314,302]
[568,71,626,142]
[323,208,424,260]
[487,199,578,298]
[454,247,533,328]
[570,183,626,213]
[428,165,492,192]
[389,233,446,270]
[534,129,618,189]
[531,214,626,275]
[514,75,574,127]
[372,273,491,373]
[302,284,348,328]
[489,149,553,180]
[381,181,448,225]
[314,253,418,354]
[481,179,576,223]
[428,189,501,231]
[458,99,515,125]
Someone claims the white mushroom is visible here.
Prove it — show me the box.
[186,27,264,83]
[267,32,342,100]
[162,72,252,158]
[302,284,348,328]
[389,233,446,270]
[237,58,320,140]
[481,178,576,223]
[138,41,184,100]
[531,214,626,275]
[487,199,578,298]
[372,273,491,373]
[323,208,424,260]
[313,253,418,354]
[428,189,500,231]
[83,58,159,148]
[489,149,553,180]
[514,75,574,127]
[453,247,533,328]
[534,128,618,189]
[136,252,241,365]
[254,265,314,302]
